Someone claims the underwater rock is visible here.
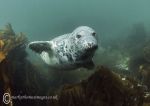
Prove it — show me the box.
[47,66,147,106]
[144,92,150,106]
[138,64,150,90]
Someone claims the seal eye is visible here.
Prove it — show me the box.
[92,32,96,36]
[76,34,81,39]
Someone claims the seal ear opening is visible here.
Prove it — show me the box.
[28,41,52,53]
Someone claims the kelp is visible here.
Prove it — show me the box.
[0,23,27,63]
[0,24,27,106]
[46,66,150,106]
[0,23,150,106]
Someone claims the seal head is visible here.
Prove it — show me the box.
[71,26,98,59]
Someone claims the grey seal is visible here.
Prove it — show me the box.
[28,26,98,70]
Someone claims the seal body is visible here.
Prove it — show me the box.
[29,26,98,70]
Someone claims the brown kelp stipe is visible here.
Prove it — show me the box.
[0,24,27,106]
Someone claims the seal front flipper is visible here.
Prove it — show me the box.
[82,60,95,69]
[28,41,54,65]
[28,41,52,53]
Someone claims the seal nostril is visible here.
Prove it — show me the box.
[85,43,98,50]
[87,43,91,48]
[93,45,98,49]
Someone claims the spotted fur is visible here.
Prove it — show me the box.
[29,26,98,70]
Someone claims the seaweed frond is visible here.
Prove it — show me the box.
[0,24,27,62]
